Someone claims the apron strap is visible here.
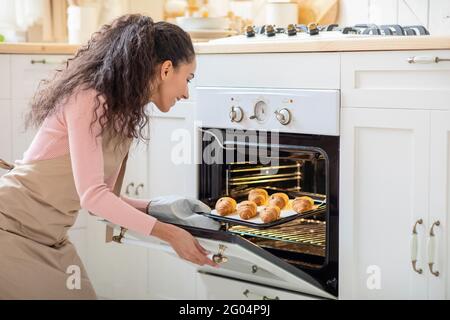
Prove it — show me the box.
[0,158,15,171]
[113,152,129,197]
[105,152,129,243]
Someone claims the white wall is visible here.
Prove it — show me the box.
[338,0,450,35]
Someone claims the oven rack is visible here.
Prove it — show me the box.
[228,219,326,246]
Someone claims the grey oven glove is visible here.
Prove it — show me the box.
[147,195,221,231]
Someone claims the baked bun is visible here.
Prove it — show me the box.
[260,206,281,223]
[292,196,315,213]
[248,188,269,206]
[268,193,290,209]
[237,201,258,220]
[215,197,237,216]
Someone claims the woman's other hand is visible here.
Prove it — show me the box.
[151,221,219,268]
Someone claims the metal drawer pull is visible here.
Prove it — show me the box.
[125,182,135,196]
[411,219,423,274]
[30,59,68,65]
[135,183,144,196]
[407,56,450,64]
[243,289,279,300]
[428,221,440,277]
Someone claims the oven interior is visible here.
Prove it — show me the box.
[199,128,331,271]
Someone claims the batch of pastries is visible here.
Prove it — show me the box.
[215,188,315,223]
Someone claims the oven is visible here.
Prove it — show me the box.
[189,87,340,299]
[105,86,340,300]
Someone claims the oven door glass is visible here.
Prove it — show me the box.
[198,128,339,297]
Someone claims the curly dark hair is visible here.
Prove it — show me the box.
[25,14,195,143]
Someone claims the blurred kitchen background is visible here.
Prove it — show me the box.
[0,0,449,43]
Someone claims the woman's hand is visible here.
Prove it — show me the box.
[151,221,219,268]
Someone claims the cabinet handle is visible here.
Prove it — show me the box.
[125,182,135,196]
[243,289,279,300]
[428,221,440,277]
[411,219,423,274]
[135,183,144,196]
[30,59,68,65]
[407,56,450,64]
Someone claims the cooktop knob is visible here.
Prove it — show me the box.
[246,25,256,37]
[308,22,319,36]
[265,24,276,37]
[287,24,297,36]
[229,106,244,123]
[274,108,292,125]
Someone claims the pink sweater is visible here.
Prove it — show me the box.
[16,89,157,236]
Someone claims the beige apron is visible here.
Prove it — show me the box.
[0,129,132,300]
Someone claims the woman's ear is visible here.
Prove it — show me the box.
[160,60,173,80]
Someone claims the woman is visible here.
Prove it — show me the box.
[0,14,217,300]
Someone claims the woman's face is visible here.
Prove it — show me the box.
[151,59,196,113]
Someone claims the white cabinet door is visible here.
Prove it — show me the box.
[340,108,430,299]
[429,111,450,299]
[147,101,197,198]
[0,100,11,177]
[0,55,10,100]
[121,138,150,200]
[85,215,149,300]
[11,100,38,162]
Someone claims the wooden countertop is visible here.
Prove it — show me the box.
[1,36,449,55]
[0,43,79,55]
[194,35,450,54]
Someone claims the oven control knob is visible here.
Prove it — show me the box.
[229,106,244,123]
[275,108,292,125]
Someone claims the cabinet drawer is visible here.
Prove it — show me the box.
[341,50,450,110]
[0,55,10,99]
[197,53,340,89]
[11,55,72,100]
[196,272,319,300]
[0,100,11,176]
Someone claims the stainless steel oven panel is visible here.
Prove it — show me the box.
[196,87,340,136]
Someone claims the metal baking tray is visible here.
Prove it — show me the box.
[197,199,326,229]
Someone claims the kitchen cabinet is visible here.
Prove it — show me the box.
[341,50,450,110]
[0,100,11,177]
[87,100,199,300]
[340,107,450,299]
[340,49,450,299]
[0,55,10,99]
[429,111,450,299]
[146,101,197,198]
[11,100,38,161]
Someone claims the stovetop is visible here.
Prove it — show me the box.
[209,23,431,44]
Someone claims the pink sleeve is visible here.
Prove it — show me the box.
[64,89,157,236]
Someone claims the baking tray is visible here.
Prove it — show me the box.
[197,200,326,229]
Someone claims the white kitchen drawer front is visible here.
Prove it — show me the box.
[341,50,450,110]
[11,55,71,100]
[0,55,10,99]
[0,100,12,176]
[197,53,340,89]
[11,100,38,162]
[196,272,318,300]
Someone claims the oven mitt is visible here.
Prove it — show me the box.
[147,195,221,230]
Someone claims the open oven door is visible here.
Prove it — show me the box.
[103,221,336,300]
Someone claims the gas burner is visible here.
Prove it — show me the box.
[244,23,430,38]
